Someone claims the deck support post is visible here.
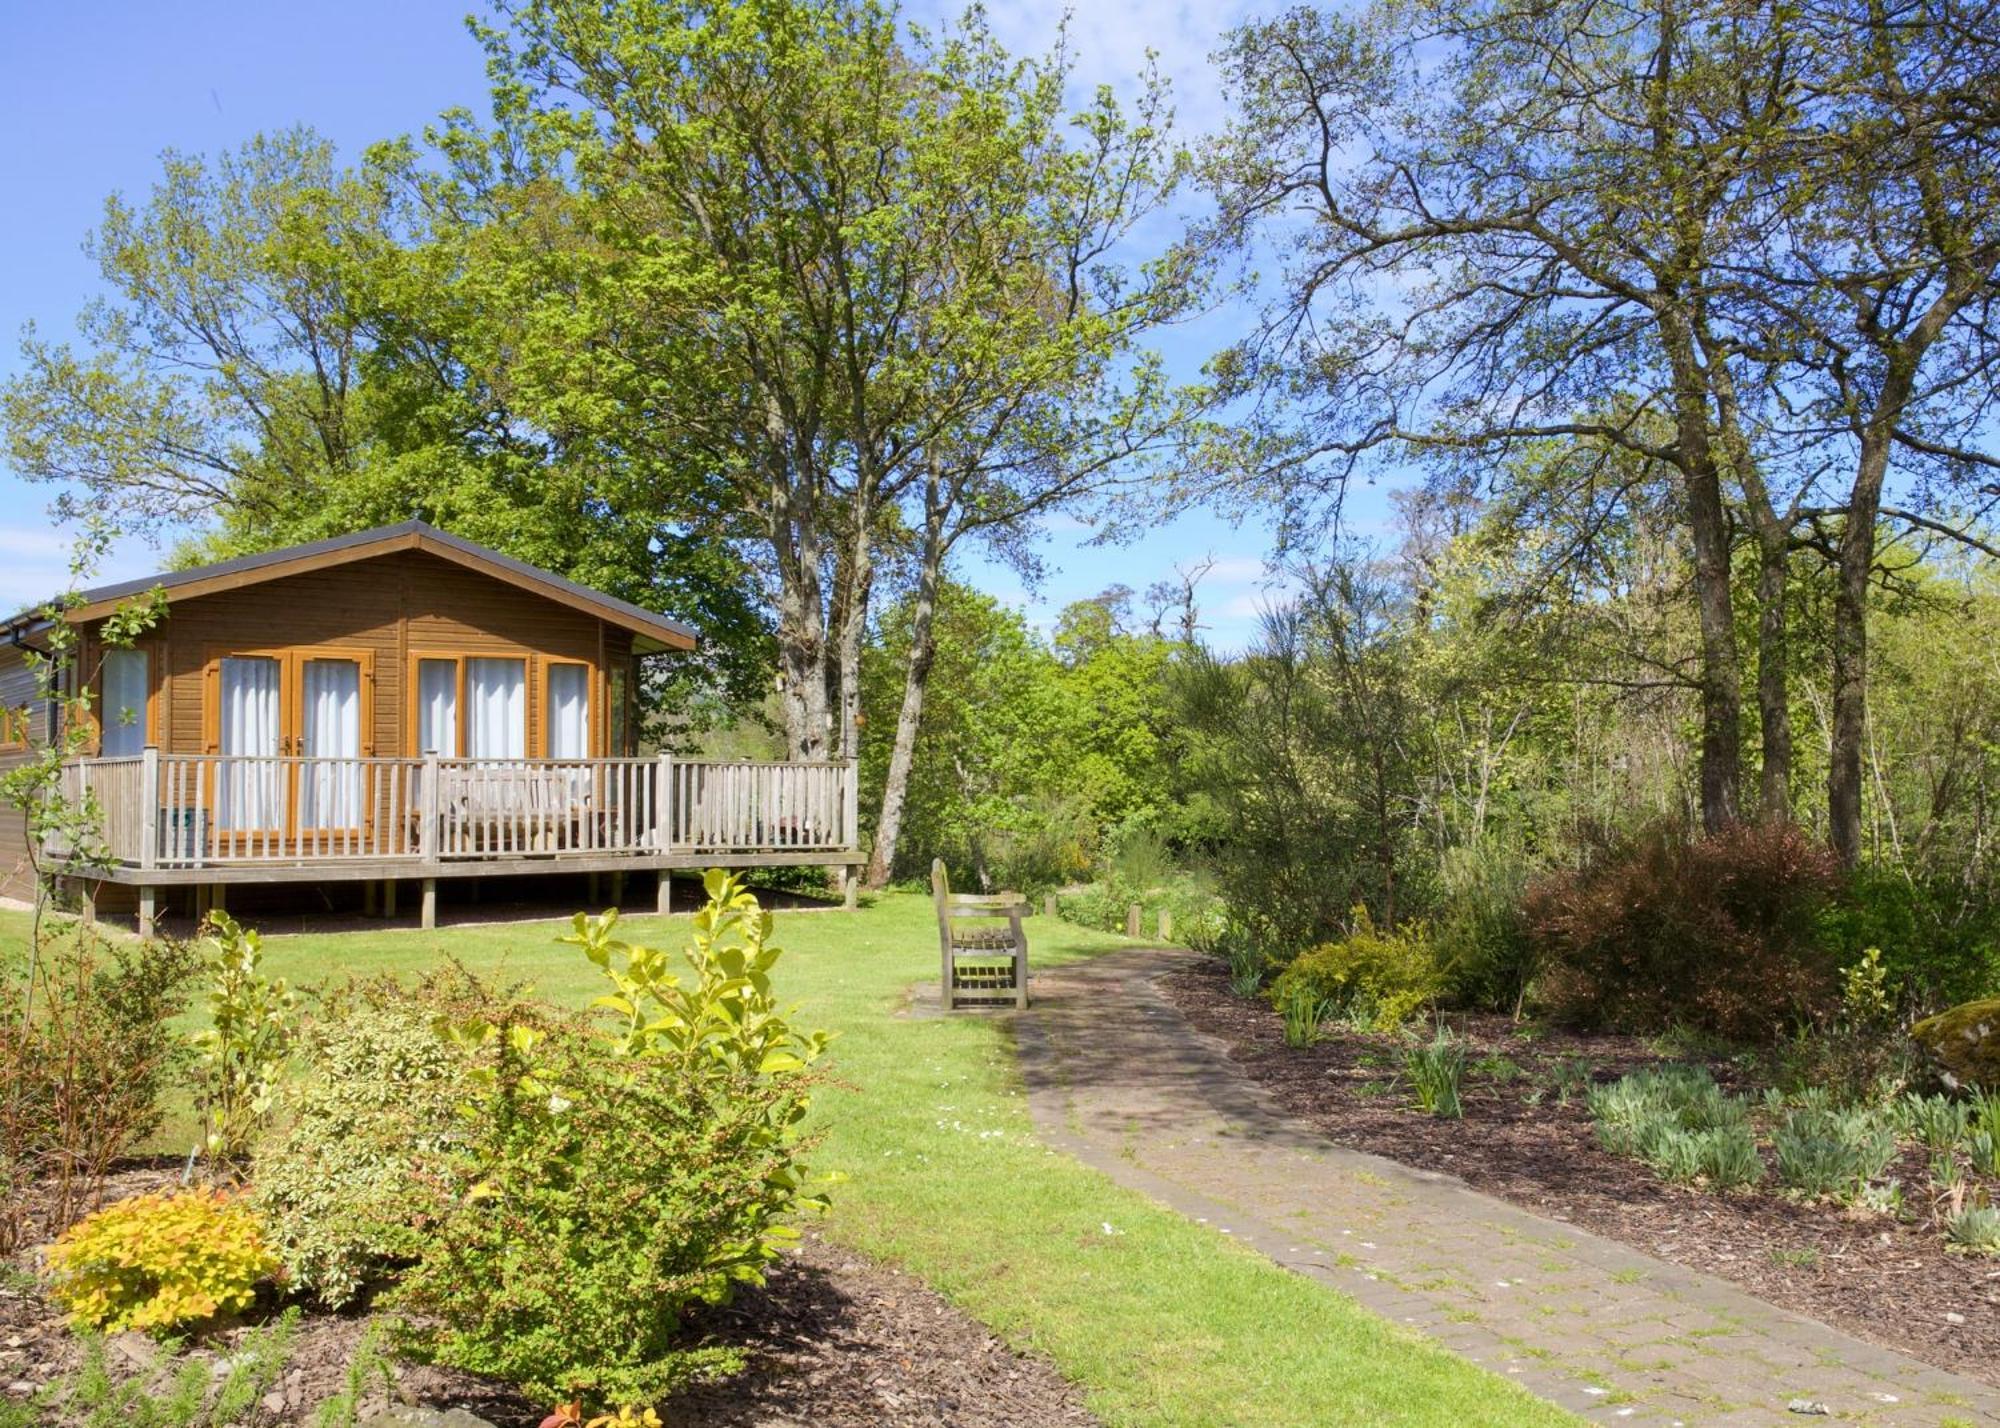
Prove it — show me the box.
[610,871,625,907]
[843,865,859,911]
[137,886,157,940]
[656,871,672,915]
[421,878,438,931]
[211,883,226,915]
[363,881,377,917]
[384,880,397,919]
[79,880,97,927]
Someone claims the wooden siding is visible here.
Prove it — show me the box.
[0,643,50,899]
[73,548,638,765]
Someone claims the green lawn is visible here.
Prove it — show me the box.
[0,895,1572,1428]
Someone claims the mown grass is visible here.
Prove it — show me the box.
[0,894,1572,1427]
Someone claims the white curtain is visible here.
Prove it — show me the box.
[100,649,147,757]
[467,658,526,760]
[548,665,589,759]
[218,656,280,830]
[300,659,362,828]
[417,659,459,756]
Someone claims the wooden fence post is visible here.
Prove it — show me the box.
[1159,907,1173,943]
[1125,903,1141,938]
[1043,892,1057,921]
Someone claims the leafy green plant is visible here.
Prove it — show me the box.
[1279,984,1333,1048]
[1944,1200,2000,1256]
[1970,1085,2000,1134]
[45,1187,276,1334]
[190,912,299,1164]
[1898,1092,1971,1151]
[1404,1030,1466,1118]
[1931,1150,1965,1192]
[1840,947,1894,1026]
[1224,941,1265,998]
[394,872,833,1404]
[251,974,477,1307]
[1269,908,1444,1033]
[1587,1066,1764,1188]
[1772,1104,1898,1201]
[1967,1129,2000,1178]
[0,1310,298,1428]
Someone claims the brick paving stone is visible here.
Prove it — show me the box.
[1013,948,2000,1428]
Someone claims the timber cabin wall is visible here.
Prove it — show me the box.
[71,548,641,764]
[0,643,51,899]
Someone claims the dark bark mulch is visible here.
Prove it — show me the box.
[3,1203,1097,1427]
[1161,961,2000,1383]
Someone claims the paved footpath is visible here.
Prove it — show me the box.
[1011,948,2000,1428]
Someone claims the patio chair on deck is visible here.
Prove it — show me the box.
[931,858,1029,1010]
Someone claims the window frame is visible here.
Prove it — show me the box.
[93,643,157,756]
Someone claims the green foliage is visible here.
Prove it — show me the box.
[394,873,830,1404]
[1268,908,1445,1033]
[1840,947,1894,1027]
[1222,939,1266,999]
[1771,1103,1899,1201]
[0,927,197,1251]
[1279,985,1334,1049]
[1944,1201,2000,1256]
[251,974,477,1307]
[1587,1067,1764,1189]
[1896,1092,1971,1151]
[1527,823,1842,1042]
[1403,1031,1466,1118]
[190,912,299,1164]
[1967,1129,2000,1178]
[0,1310,299,1428]
[1432,844,1538,1014]
[45,1188,276,1334]
[1818,868,2000,1014]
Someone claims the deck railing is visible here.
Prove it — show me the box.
[51,750,859,869]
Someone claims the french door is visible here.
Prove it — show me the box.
[207,648,374,842]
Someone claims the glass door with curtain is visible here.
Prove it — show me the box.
[298,657,364,834]
[208,648,374,847]
[217,656,283,836]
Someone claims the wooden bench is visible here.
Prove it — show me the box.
[931,858,1028,1010]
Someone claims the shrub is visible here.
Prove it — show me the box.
[1772,1103,1898,1201]
[0,927,198,1249]
[1279,985,1332,1048]
[190,912,299,1165]
[393,872,831,1404]
[1897,1092,1971,1151]
[1268,908,1444,1033]
[1967,1129,2000,1178]
[1587,1066,1764,1188]
[1403,1030,1466,1118]
[45,1187,277,1334]
[1433,843,1538,1014]
[1817,866,2000,1013]
[1223,940,1266,998]
[1944,1201,2000,1256]
[1526,822,1841,1042]
[251,973,479,1307]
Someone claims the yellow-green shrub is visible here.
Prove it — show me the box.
[45,1187,276,1333]
[1268,908,1444,1032]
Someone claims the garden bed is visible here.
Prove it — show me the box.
[1161,961,2000,1383]
[2,1195,1099,1428]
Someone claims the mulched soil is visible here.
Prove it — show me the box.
[1161,961,2000,1383]
[3,1183,1098,1428]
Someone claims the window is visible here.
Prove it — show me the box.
[0,704,29,752]
[466,658,527,759]
[547,663,590,759]
[416,658,459,756]
[100,648,149,756]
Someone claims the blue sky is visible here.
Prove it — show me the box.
[0,0,1381,649]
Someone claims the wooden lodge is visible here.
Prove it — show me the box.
[0,521,860,931]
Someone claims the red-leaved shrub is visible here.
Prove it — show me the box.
[1524,822,1841,1042]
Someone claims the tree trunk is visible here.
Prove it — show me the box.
[865,485,947,887]
[1828,430,1891,868]
[1753,520,1793,822]
[768,465,832,761]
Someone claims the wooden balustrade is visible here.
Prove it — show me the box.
[48,751,858,869]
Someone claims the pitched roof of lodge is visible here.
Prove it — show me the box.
[4,520,698,653]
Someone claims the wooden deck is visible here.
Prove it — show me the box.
[49,750,861,930]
